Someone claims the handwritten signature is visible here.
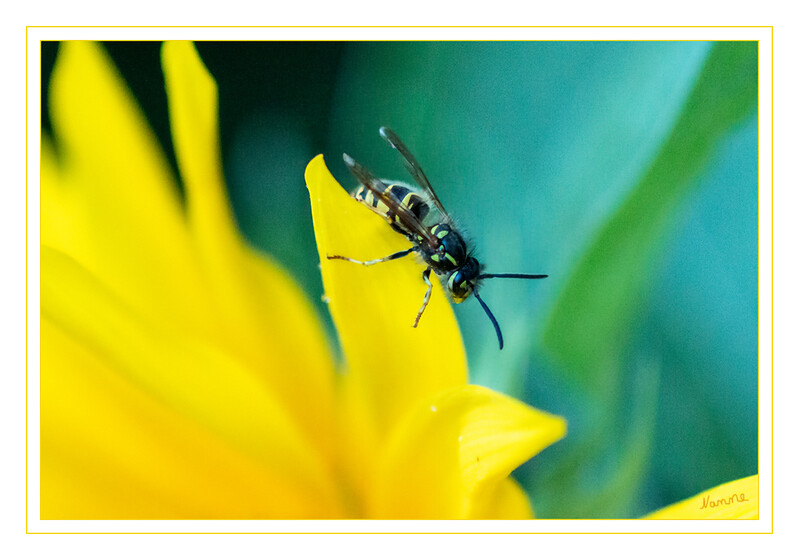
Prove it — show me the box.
[699,492,749,510]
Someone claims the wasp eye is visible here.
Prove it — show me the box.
[448,273,473,302]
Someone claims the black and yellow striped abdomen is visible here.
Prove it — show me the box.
[352,182,430,237]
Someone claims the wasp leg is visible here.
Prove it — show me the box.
[327,247,415,266]
[413,267,433,328]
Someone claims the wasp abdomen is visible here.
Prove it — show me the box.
[353,183,429,236]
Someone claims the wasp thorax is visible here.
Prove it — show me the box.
[428,223,467,272]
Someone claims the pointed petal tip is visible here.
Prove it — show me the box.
[373,384,567,518]
[304,154,328,192]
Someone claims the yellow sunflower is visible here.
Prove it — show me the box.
[40,40,568,520]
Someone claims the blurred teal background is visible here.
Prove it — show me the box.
[42,40,759,518]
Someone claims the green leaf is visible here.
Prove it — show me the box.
[540,42,758,392]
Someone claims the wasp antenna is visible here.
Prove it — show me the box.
[472,288,504,350]
[478,273,548,280]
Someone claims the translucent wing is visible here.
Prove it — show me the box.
[379,127,452,222]
[343,153,441,249]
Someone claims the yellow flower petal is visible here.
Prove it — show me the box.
[329,372,380,517]
[41,318,342,519]
[305,154,467,436]
[372,384,566,519]
[644,474,758,520]
[44,41,210,333]
[161,41,336,456]
[161,41,230,243]
[468,476,535,520]
[41,246,345,517]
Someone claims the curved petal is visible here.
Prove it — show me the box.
[468,476,535,520]
[644,475,758,520]
[41,246,345,517]
[41,317,343,519]
[371,384,566,519]
[161,41,336,455]
[305,154,467,436]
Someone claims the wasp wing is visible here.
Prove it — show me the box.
[343,153,440,249]
[379,126,452,223]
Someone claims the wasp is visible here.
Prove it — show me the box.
[327,127,547,349]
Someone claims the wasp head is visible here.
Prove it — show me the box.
[447,256,482,303]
